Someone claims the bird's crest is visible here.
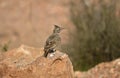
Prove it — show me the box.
[53,25,64,33]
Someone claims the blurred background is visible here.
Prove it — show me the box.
[0,0,72,49]
[0,0,120,71]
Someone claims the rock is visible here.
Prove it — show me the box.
[76,58,120,78]
[74,71,87,78]
[0,45,74,78]
[74,71,81,78]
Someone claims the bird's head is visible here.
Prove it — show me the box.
[53,25,64,33]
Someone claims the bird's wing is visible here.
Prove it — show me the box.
[44,34,61,49]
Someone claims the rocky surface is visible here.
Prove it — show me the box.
[75,59,120,78]
[0,45,74,78]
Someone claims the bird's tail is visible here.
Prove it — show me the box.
[44,49,49,58]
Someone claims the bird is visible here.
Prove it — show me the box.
[43,25,64,57]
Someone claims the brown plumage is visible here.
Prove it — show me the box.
[44,25,64,57]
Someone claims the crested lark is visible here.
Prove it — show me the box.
[44,25,64,57]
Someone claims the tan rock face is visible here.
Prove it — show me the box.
[0,45,74,78]
[75,59,120,78]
